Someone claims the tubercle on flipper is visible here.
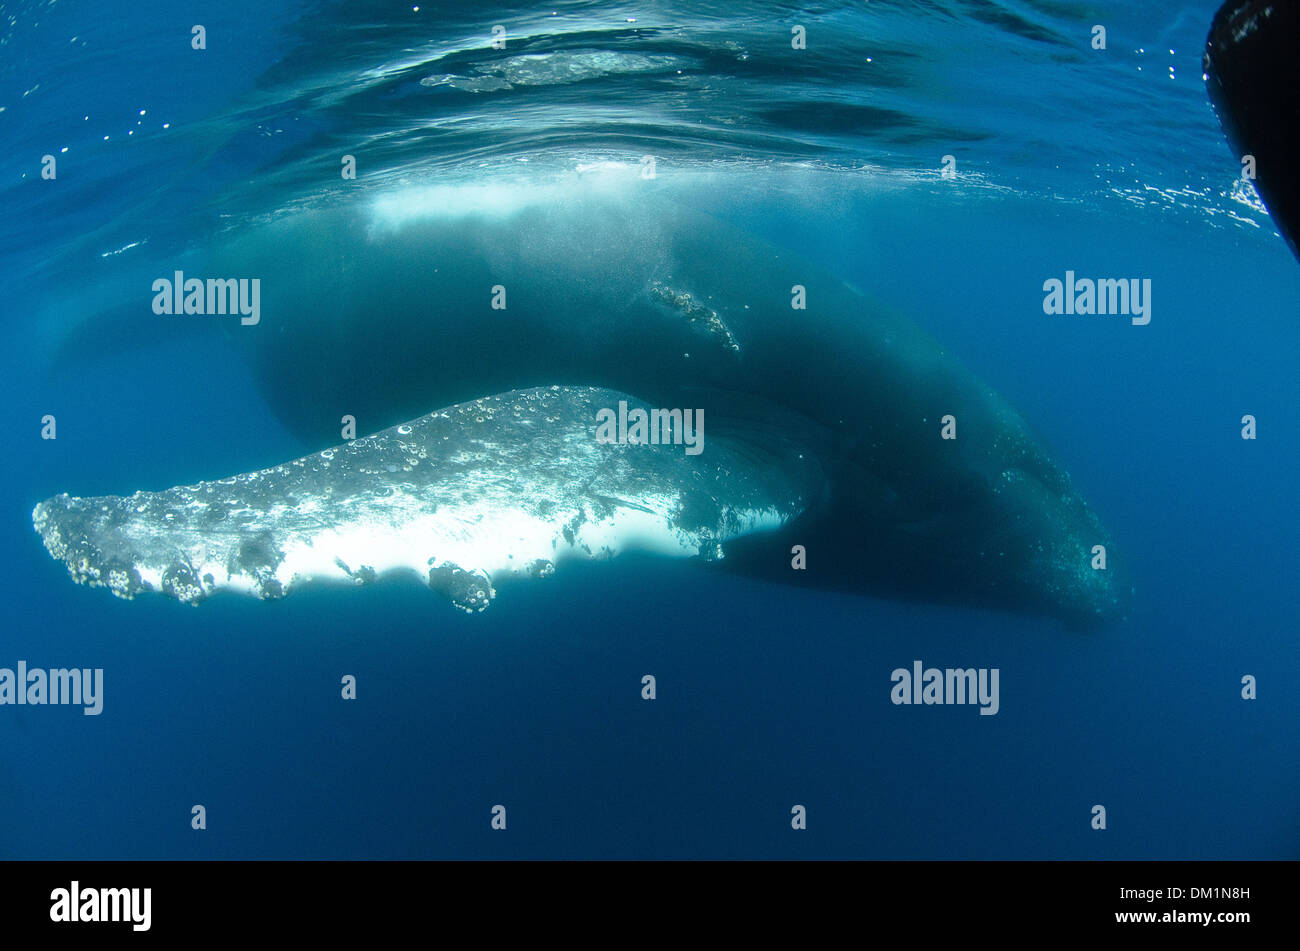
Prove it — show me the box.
[424,557,558,613]
[427,560,496,613]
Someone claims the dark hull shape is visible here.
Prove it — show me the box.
[1205,0,1300,263]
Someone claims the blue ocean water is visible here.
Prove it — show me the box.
[2,0,1298,859]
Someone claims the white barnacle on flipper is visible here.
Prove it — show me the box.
[32,386,818,612]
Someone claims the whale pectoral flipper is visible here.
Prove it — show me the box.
[32,386,823,612]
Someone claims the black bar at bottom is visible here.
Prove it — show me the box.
[0,860,1282,937]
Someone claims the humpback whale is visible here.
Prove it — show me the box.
[33,186,1129,629]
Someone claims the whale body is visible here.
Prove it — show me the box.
[34,187,1129,628]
